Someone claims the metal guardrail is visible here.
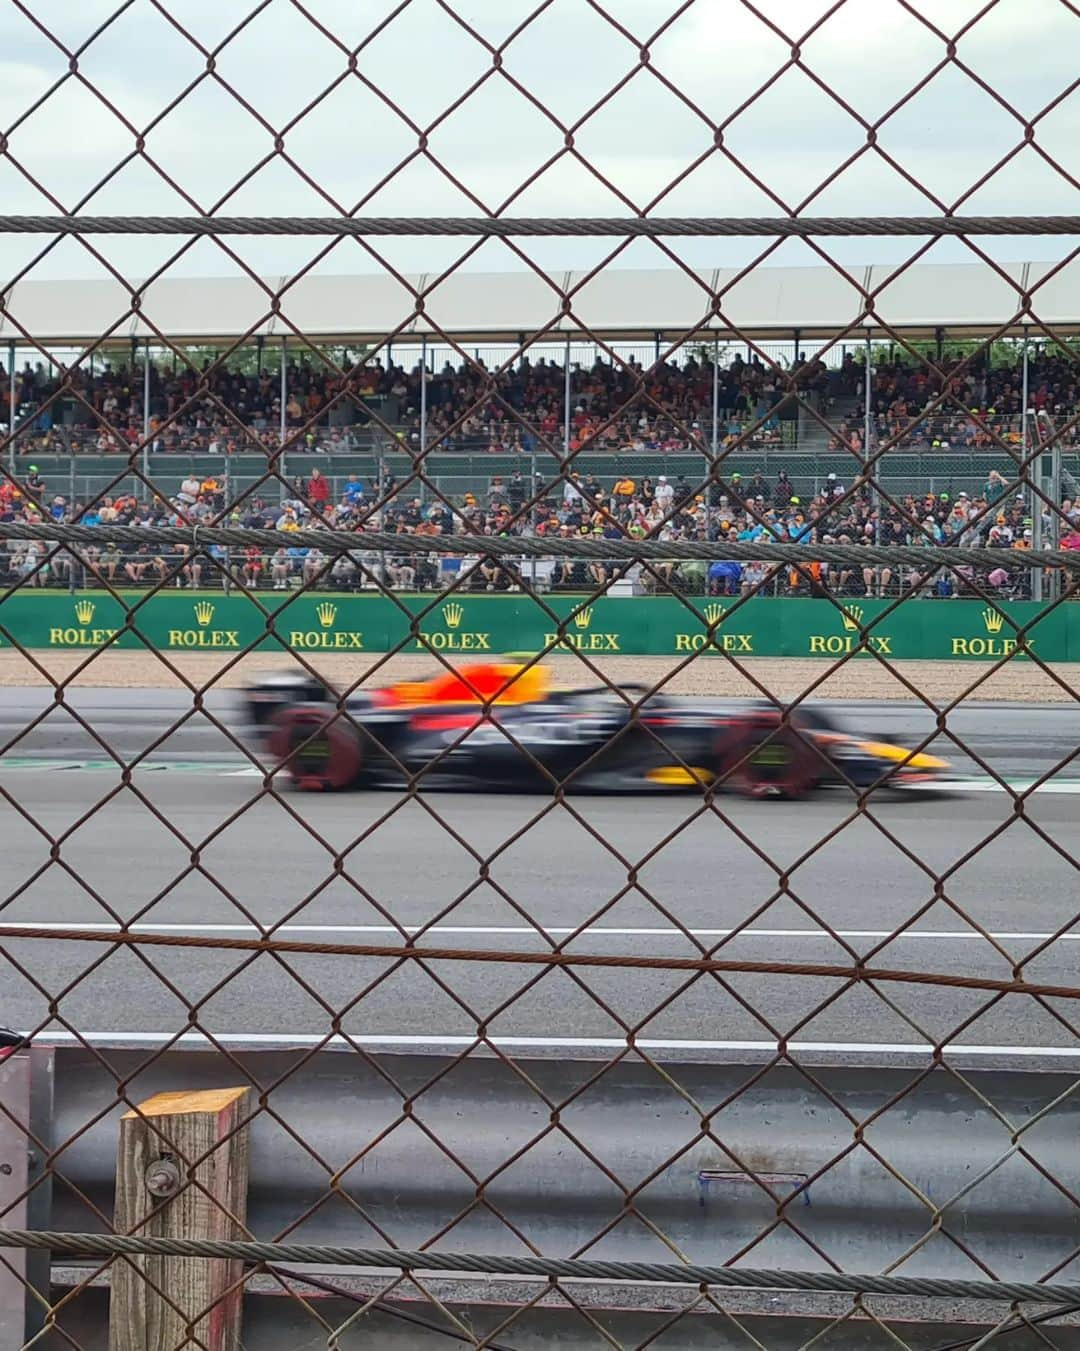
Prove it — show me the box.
[38,1048,1079,1280]
[8,446,1079,507]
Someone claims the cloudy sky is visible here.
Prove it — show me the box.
[0,0,1076,294]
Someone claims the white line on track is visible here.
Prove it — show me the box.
[26,1030,1080,1058]
[220,770,1080,794]
[1,923,1074,942]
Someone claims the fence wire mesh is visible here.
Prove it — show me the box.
[0,1,1078,1347]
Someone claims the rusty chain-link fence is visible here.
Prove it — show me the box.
[1,1,1079,1347]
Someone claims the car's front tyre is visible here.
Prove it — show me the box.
[716,715,821,799]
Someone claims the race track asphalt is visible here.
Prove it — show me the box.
[0,685,1076,780]
[0,686,1077,1062]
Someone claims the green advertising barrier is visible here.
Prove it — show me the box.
[1,591,1077,661]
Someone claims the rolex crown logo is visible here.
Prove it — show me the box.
[316,602,338,629]
[193,601,215,627]
[442,602,464,630]
[703,602,725,626]
[74,600,95,626]
[982,607,1005,635]
[841,605,864,632]
[573,607,593,630]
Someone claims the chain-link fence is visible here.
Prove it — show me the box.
[1,2,1079,1347]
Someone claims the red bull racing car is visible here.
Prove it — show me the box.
[244,662,953,798]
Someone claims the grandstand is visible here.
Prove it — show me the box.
[2,263,1076,601]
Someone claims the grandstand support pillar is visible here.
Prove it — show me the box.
[935,327,944,363]
[377,455,386,591]
[142,338,151,484]
[711,333,719,460]
[654,330,662,364]
[529,443,537,589]
[563,334,571,466]
[864,332,878,547]
[793,326,805,451]
[6,339,14,473]
[709,333,719,543]
[255,335,264,376]
[223,457,232,598]
[419,333,427,508]
[279,335,288,498]
[68,454,76,595]
[1023,330,1041,602]
[1048,439,1062,603]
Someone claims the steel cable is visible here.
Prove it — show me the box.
[4,1231,1080,1305]
[0,215,1075,237]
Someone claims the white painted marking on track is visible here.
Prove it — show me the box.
[27,1030,1080,1058]
[4,760,1080,795]
[1,922,1073,942]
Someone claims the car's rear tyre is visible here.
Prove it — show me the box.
[717,715,820,799]
[268,708,363,791]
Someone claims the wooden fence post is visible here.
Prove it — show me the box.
[108,1088,250,1351]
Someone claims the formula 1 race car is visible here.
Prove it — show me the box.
[243,662,953,798]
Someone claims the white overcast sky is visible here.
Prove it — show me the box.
[0,0,1076,288]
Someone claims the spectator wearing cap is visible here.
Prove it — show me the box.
[990,513,1013,545]
[24,466,45,502]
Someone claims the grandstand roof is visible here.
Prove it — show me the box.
[1,261,1077,347]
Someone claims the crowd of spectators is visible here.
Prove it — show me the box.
[2,348,806,458]
[864,350,1080,455]
[3,453,1077,601]
[5,346,1076,460]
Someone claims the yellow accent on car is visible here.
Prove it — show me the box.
[645,766,716,786]
[856,741,949,770]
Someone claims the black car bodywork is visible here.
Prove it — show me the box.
[243,663,953,798]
